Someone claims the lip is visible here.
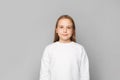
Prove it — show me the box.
[62,34,68,36]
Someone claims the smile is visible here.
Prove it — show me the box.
[62,34,68,36]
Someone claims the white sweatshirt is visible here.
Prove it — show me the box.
[39,41,90,80]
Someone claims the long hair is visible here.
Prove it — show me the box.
[53,15,76,42]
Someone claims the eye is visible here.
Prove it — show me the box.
[67,26,72,29]
[59,26,63,28]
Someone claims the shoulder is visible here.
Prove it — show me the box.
[73,42,88,58]
[44,42,58,50]
[73,42,85,49]
[73,42,87,54]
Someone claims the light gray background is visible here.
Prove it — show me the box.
[0,0,120,80]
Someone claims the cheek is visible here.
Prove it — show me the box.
[57,29,63,34]
[68,30,73,34]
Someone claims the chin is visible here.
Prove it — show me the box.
[61,37,71,41]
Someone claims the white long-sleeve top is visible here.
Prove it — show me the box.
[39,41,90,80]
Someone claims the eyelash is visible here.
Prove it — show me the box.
[67,27,71,29]
[60,26,63,28]
[59,26,72,29]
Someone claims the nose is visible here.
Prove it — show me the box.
[63,28,67,33]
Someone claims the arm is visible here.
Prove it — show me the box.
[39,46,50,80]
[80,47,90,80]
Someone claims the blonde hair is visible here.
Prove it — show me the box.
[53,15,76,42]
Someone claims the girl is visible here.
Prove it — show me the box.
[39,15,90,80]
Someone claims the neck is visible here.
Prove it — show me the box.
[59,39,72,43]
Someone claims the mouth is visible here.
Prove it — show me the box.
[62,34,68,36]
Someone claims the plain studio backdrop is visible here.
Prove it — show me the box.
[0,0,120,80]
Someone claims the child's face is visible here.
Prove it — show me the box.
[56,18,73,42]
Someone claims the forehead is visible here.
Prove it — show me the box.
[58,18,73,25]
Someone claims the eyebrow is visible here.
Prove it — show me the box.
[58,25,72,27]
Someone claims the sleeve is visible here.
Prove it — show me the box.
[79,46,90,80]
[39,46,51,80]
